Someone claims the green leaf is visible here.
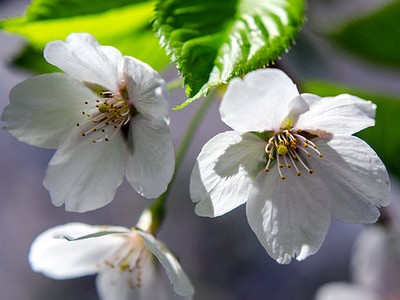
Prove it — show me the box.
[24,0,148,20]
[154,0,305,109]
[11,45,59,74]
[303,81,400,178]
[0,1,169,71]
[331,1,400,69]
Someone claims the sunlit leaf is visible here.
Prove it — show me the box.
[331,1,400,69]
[303,81,400,178]
[24,0,148,20]
[0,1,169,71]
[155,0,305,109]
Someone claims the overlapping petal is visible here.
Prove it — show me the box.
[29,223,126,279]
[124,57,169,123]
[2,73,96,148]
[125,116,174,199]
[220,68,299,133]
[44,33,123,92]
[190,131,266,217]
[295,94,376,135]
[136,231,195,297]
[246,167,331,264]
[44,132,127,212]
[310,136,390,223]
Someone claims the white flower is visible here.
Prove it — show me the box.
[190,68,391,264]
[315,224,400,300]
[29,222,194,300]
[1,33,174,212]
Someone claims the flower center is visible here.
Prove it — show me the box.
[77,91,131,143]
[101,234,148,288]
[265,130,324,180]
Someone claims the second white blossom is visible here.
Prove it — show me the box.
[190,68,391,264]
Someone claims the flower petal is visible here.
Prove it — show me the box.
[311,135,390,223]
[44,33,123,92]
[190,131,266,217]
[294,93,376,135]
[135,231,195,297]
[351,226,400,295]
[246,167,331,264]
[220,68,299,132]
[29,223,126,280]
[2,73,96,149]
[125,116,174,199]
[43,132,127,212]
[315,283,378,300]
[123,57,169,123]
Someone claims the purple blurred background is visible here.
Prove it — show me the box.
[1,0,399,299]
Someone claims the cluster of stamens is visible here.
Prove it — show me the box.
[265,130,324,180]
[77,91,131,143]
[101,236,147,289]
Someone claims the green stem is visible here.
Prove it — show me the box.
[167,78,184,91]
[143,95,215,234]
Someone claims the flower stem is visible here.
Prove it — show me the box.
[167,78,184,91]
[142,95,215,234]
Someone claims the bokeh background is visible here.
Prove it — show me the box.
[1,0,400,299]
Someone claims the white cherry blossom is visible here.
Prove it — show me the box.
[315,224,400,300]
[29,222,194,300]
[1,33,174,212]
[190,68,391,264]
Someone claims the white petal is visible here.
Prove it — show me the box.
[44,132,127,212]
[220,68,299,132]
[44,33,123,92]
[190,131,265,217]
[123,57,169,123]
[2,73,96,148]
[351,226,400,295]
[136,231,195,297]
[295,93,376,135]
[246,167,331,264]
[311,135,390,223]
[315,283,378,300]
[96,256,190,300]
[29,223,125,279]
[280,95,310,128]
[125,116,174,199]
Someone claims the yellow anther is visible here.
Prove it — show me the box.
[281,176,286,180]
[277,145,288,155]
[98,103,109,113]
[297,172,301,176]
[119,261,130,271]
[309,170,314,174]
[279,164,284,168]
[319,154,324,157]
[265,167,270,172]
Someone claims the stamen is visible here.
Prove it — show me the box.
[264,130,322,179]
[79,91,131,143]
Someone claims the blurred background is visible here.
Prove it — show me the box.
[1,0,400,299]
